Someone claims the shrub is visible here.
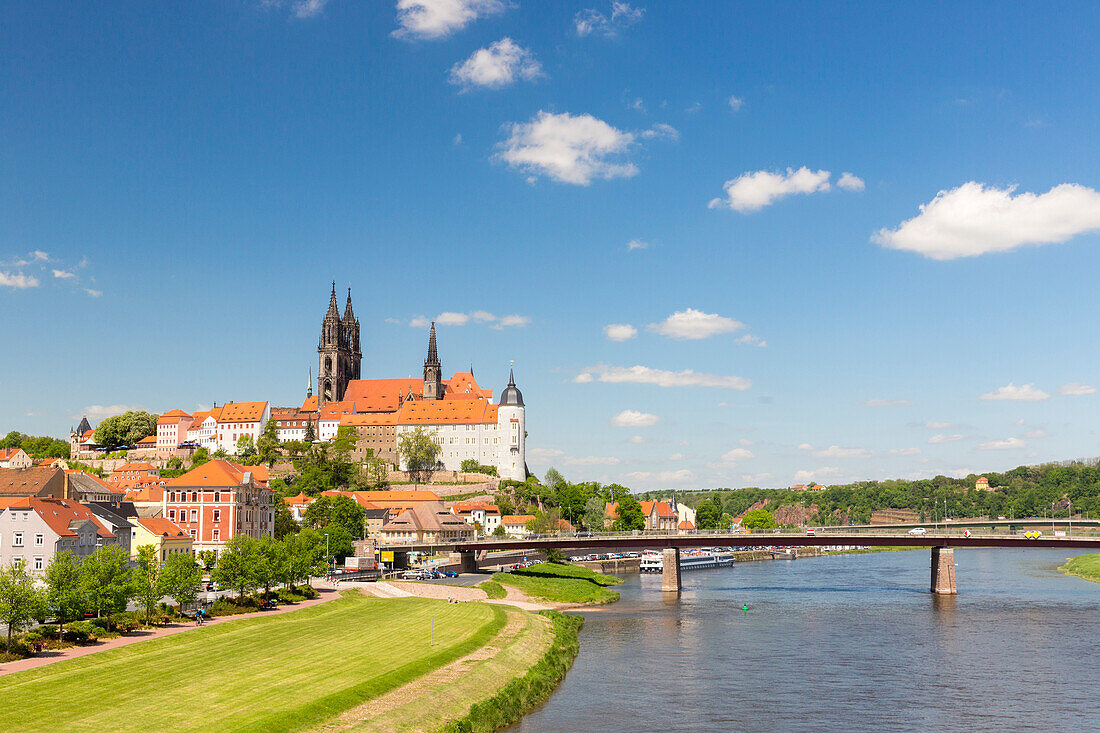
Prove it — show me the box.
[64,621,100,644]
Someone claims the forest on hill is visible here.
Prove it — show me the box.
[640,460,1100,526]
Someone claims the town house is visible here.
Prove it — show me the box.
[0,497,117,573]
[163,459,274,555]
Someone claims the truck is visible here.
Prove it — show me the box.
[344,555,377,572]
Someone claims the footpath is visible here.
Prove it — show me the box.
[0,586,339,677]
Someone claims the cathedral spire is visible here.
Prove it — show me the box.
[343,286,355,322]
[422,322,443,400]
[307,367,313,398]
[426,321,439,365]
[326,281,339,318]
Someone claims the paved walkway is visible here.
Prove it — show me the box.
[0,587,339,677]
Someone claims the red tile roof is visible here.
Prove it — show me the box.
[157,409,192,424]
[396,398,497,425]
[134,517,190,538]
[165,459,267,488]
[215,401,267,422]
[18,497,114,538]
[501,514,535,525]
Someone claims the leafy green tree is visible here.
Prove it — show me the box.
[159,553,203,610]
[196,550,218,573]
[741,508,778,529]
[191,446,211,467]
[236,434,257,461]
[583,495,607,532]
[0,559,44,651]
[255,536,286,597]
[132,546,163,624]
[612,495,646,532]
[398,427,441,484]
[526,508,561,535]
[543,467,565,491]
[81,545,133,630]
[274,504,299,539]
[304,419,316,443]
[0,431,21,450]
[212,535,261,601]
[362,457,389,488]
[43,551,85,637]
[303,495,364,540]
[93,410,159,449]
[492,524,507,536]
[256,418,281,466]
[320,524,353,563]
[695,499,721,530]
[545,548,567,564]
[286,529,326,586]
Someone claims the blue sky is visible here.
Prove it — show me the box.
[3,1,1100,490]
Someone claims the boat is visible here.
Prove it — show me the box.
[640,549,735,572]
[770,548,796,560]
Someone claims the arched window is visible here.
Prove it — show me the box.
[325,356,332,373]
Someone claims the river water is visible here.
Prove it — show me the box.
[511,549,1100,732]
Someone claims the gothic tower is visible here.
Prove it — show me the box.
[317,282,361,406]
[422,321,443,400]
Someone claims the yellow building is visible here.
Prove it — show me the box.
[130,517,193,563]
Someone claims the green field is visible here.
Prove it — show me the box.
[494,562,621,605]
[1059,552,1100,583]
[0,592,505,733]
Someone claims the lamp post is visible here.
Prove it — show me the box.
[324,533,331,575]
[1052,501,1056,535]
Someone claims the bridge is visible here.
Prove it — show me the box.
[383,531,1100,596]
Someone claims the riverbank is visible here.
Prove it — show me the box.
[0,590,579,732]
[1059,552,1100,583]
[493,562,623,606]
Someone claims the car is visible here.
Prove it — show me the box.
[442,570,458,578]
[908,527,928,535]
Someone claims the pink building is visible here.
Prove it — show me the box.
[156,410,194,457]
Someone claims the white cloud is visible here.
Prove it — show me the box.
[709,167,832,213]
[980,382,1050,402]
[1059,382,1096,396]
[471,310,496,323]
[627,435,646,444]
[812,445,873,459]
[0,272,40,289]
[6,250,49,266]
[603,323,637,341]
[52,269,76,280]
[796,443,814,451]
[889,447,923,456]
[925,421,953,429]
[721,448,754,462]
[837,172,865,191]
[436,311,470,326]
[575,2,644,37]
[496,113,675,186]
[449,38,542,90]
[860,398,912,407]
[572,373,594,384]
[735,334,767,347]
[928,434,965,444]
[393,0,505,40]
[496,111,640,185]
[739,438,755,446]
[979,437,1026,451]
[494,314,530,328]
[1023,428,1048,439]
[627,239,649,251]
[564,455,622,466]
[576,364,751,390]
[872,182,1100,260]
[794,467,839,483]
[75,404,143,421]
[292,0,328,18]
[648,308,745,339]
[453,133,463,146]
[528,447,564,460]
[84,289,103,298]
[410,316,431,328]
[668,452,684,461]
[727,95,743,112]
[742,472,772,483]
[624,469,693,483]
[408,311,528,328]
[611,409,658,427]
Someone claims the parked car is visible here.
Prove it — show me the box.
[442,570,458,578]
[908,527,928,535]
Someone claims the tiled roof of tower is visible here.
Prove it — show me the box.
[444,372,493,400]
[300,395,319,412]
[166,459,266,488]
[157,409,192,423]
[396,399,497,425]
[215,401,267,422]
[339,412,398,426]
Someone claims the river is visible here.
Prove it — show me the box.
[511,548,1100,732]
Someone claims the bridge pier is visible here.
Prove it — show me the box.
[450,551,478,574]
[930,547,957,595]
[661,548,681,594]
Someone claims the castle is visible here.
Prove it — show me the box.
[303,284,527,481]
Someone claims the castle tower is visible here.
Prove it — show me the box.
[497,367,526,481]
[317,282,360,406]
[422,322,443,400]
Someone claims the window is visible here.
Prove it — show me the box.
[214,492,220,502]
[212,529,220,541]
[34,533,43,546]
[190,509,198,522]
[189,529,196,538]
[13,532,23,547]
[34,556,43,571]
[169,509,177,520]
[213,510,221,523]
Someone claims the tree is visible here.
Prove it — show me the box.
[256,418,281,466]
[584,495,607,532]
[212,535,261,601]
[196,550,218,573]
[191,446,211,467]
[236,434,257,461]
[304,418,316,443]
[695,499,721,530]
[612,495,646,532]
[543,467,565,491]
[492,524,507,537]
[303,495,364,540]
[0,559,43,651]
[545,548,567,564]
[43,551,85,637]
[286,529,326,587]
[398,427,441,484]
[526,508,561,535]
[255,536,286,597]
[320,524,353,563]
[93,410,159,449]
[159,553,202,611]
[81,545,133,630]
[362,457,388,488]
[132,546,163,624]
[741,508,778,529]
[274,504,298,539]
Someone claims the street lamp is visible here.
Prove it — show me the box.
[324,533,331,575]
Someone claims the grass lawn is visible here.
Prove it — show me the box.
[494,562,621,605]
[0,592,504,733]
[1059,552,1100,583]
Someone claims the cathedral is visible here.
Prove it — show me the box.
[302,284,527,481]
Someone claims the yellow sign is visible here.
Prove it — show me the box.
[381,551,394,562]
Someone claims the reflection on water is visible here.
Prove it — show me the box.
[511,549,1100,732]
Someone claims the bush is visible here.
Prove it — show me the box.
[88,617,111,631]
[276,589,305,604]
[64,621,100,644]
[293,585,319,599]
